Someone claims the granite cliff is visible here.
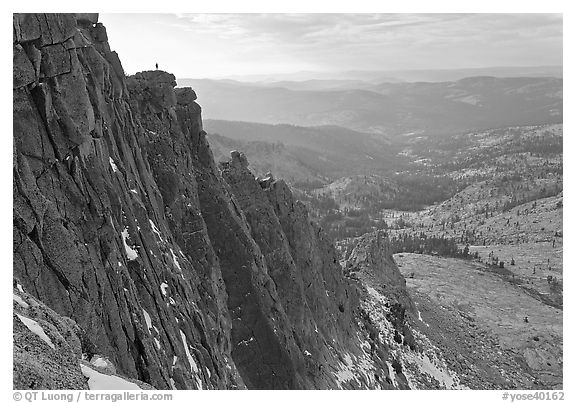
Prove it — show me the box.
[13,13,429,390]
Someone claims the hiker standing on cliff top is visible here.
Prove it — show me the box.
[155,63,158,70]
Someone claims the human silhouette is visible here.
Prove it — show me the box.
[155,63,158,70]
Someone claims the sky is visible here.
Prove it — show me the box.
[99,13,563,79]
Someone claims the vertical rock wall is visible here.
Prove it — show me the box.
[13,13,243,390]
[13,13,414,390]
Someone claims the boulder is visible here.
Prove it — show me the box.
[175,87,197,105]
[230,150,249,169]
[75,13,99,26]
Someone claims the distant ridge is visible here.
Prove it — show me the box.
[181,65,562,84]
[177,76,562,136]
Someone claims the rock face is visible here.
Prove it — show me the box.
[344,231,415,311]
[345,232,418,357]
[220,153,362,388]
[13,13,242,390]
[13,13,418,390]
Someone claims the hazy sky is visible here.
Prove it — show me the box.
[99,13,562,79]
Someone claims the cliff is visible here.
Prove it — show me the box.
[13,13,420,390]
[14,13,242,389]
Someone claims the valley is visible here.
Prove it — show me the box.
[206,121,563,390]
[396,253,562,389]
[205,121,562,244]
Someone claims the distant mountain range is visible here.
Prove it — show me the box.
[196,65,562,84]
[181,76,562,136]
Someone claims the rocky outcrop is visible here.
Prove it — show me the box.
[220,153,357,388]
[342,231,469,389]
[13,13,420,390]
[13,13,242,390]
[125,70,307,389]
[344,231,414,310]
[344,231,417,351]
[220,152,412,389]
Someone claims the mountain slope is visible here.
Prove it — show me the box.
[208,134,327,184]
[204,120,407,183]
[316,175,402,210]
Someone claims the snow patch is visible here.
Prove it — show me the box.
[180,331,199,372]
[149,220,164,242]
[160,282,168,296]
[170,249,182,271]
[332,336,379,389]
[16,314,55,349]
[238,337,255,346]
[16,283,24,293]
[334,353,356,386]
[361,284,463,389]
[13,293,29,308]
[121,228,138,261]
[142,309,153,333]
[417,310,430,326]
[81,364,141,390]
[179,330,203,390]
[402,329,464,389]
[386,361,397,387]
[109,157,118,173]
[404,349,459,389]
[170,249,186,279]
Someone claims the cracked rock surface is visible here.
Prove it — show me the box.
[13,13,426,390]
